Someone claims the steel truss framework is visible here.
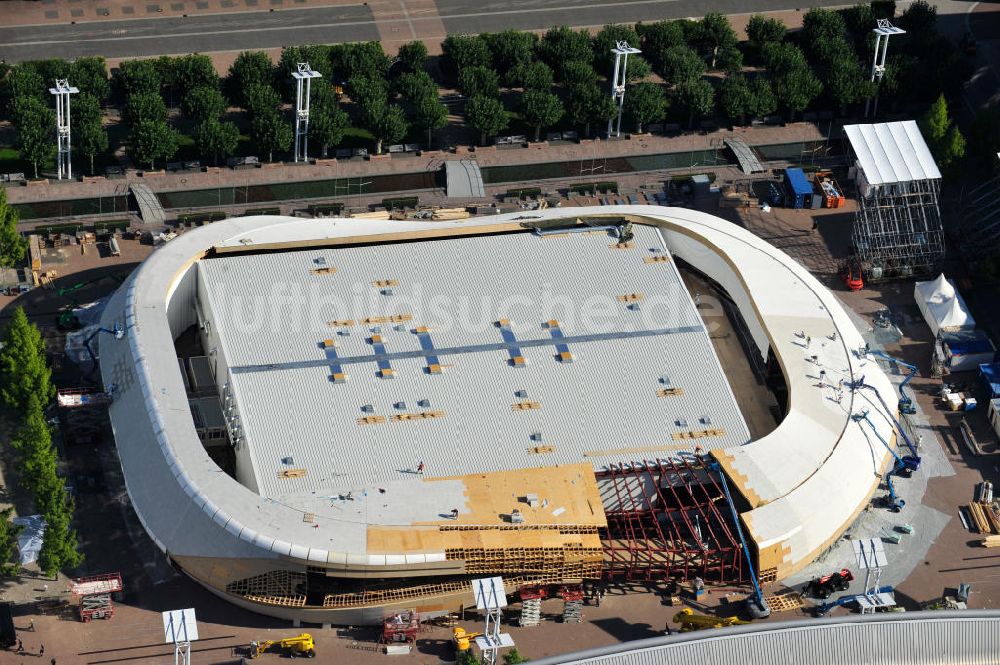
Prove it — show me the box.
[851,178,945,280]
[597,458,746,584]
[957,174,1000,261]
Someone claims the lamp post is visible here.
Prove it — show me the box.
[865,19,905,118]
[49,79,79,180]
[607,41,641,139]
[291,62,322,162]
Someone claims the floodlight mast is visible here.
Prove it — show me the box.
[607,41,641,138]
[49,79,79,180]
[292,62,323,162]
[865,19,905,118]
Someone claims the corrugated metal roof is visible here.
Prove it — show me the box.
[844,121,942,185]
[526,611,1000,665]
[198,226,751,501]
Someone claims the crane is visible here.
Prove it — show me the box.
[81,323,125,384]
[854,409,914,512]
[249,633,316,658]
[710,461,771,619]
[865,348,917,415]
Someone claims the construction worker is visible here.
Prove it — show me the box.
[416,461,425,474]
[450,508,459,519]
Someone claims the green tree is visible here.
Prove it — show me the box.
[825,57,874,114]
[0,507,23,576]
[539,26,593,78]
[413,93,448,147]
[70,57,111,102]
[115,59,162,98]
[32,59,71,89]
[250,111,293,162]
[397,40,428,74]
[521,89,564,142]
[226,51,273,107]
[673,79,715,128]
[625,81,667,133]
[745,15,786,52]
[592,24,641,73]
[4,65,47,108]
[0,189,26,269]
[898,0,937,45]
[395,71,438,103]
[130,119,180,170]
[182,86,228,122]
[371,104,408,155]
[801,8,848,62]
[561,61,599,90]
[939,126,966,169]
[484,30,538,80]
[968,104,1000,172]
[441,35,492,82]
[639,20,687,72]
[509,61,554,91]
[920,94,950,145]
[194,117,240,165]
[336,42,390,82]
[277,45,332,100]
[11,402,57,496]
[762,43,822,118]
[696,12,738,69]
[458,66,500,99]
[749,76,777,118]
[245,83,282,119]
[719,75,753,124]
[350,76,390,136]
[0,307,54,410]
[125,91,167,125]
[503,649,527,665]
[11,97,54,179]
[465,95,509,145]
[660,46,705,86]
[625,56,653,83]
[172,54,219,96]
[73,94,108,175]
[37,479,82,577]
[566,82,616,138]
[309,103,349,158]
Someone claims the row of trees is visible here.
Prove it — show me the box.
[0,307,82,577]
[0,1,973,172]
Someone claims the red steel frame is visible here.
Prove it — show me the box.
[596,457,745,584]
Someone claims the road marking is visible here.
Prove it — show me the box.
[400,0,417,39]
[0,0,680,47]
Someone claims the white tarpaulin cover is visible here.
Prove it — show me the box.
[845,121,942,186]
[914,273,976,335]
[12,514,45,565]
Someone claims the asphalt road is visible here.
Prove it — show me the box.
[0,0,848,62]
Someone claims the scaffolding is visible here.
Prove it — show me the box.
[596,458,745,584]
[851,177,945,279]
[956,173,1000,261]
[845,122,945,280]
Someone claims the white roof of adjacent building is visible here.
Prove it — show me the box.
[844,121,942,185]
[198,225,750,502]
[100,207,895,571]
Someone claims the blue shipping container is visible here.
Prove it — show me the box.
[784,168,812,209]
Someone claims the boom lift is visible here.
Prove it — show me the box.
[673,608,749,631]
[854,409,915,512]
[249,633,316,658]
[711,461,771,619]
[865,348,918,415]
[452,626,484,652]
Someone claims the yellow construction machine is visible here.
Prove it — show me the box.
[673,608,749,632]
[249,633,316,658]
[452,626,483,652]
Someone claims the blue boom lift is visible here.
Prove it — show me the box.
[854,408,916,512]
[865,348,918,415]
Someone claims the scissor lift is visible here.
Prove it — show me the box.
[70,573,123,622]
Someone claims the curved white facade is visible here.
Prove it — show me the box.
[99,207,897,620]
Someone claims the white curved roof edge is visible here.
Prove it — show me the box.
[104,208,894,571]
[522,610,1000,665]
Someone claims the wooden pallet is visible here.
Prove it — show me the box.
[309,266,336,275]
[372,279,399,287]
[764,592,804,612]
[327,319,355,327]
[610,241,635,249]
[391,411,445,422]
[657,388,684,397]
[528,445,555,454]
[616,293,645,302]
[357,415,387,425]
[512,401,542,411]
[643,255,670,264]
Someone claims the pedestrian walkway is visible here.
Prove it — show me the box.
[4,122,825,208]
